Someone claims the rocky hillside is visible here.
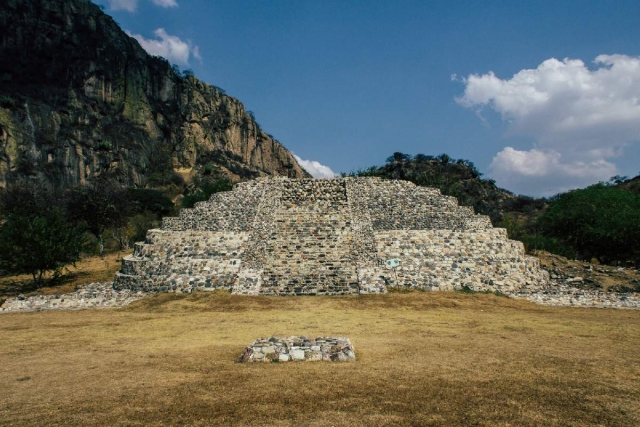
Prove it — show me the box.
[0,0,309,189]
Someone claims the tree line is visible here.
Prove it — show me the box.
[0,180,174,286]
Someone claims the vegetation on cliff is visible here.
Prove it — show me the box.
[0,0,309,192]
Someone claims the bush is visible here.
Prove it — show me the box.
[0,209,85,285]
[95,139,113,150]
[0,180,63,217]
[182,177,233,208]
[127,188,174,216]
[519,235,575,259]
[129,211,161,242]
[0,95,17,108]
[538,183,640,264]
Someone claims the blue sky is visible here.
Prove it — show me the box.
[96,0,640,196]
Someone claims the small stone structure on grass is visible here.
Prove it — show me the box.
[237,336,355,363]
[113,177,549,295]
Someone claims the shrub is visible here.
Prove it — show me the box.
[538,183,640,264]
[129,211,161,242]
[0,209,85,285]
[182,177,233,208]
[95,139,113,150]
[203,162,214,175]
[127,188,174,216]
[0,95,17,108]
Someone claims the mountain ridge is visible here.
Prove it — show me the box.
[0,0,310,189]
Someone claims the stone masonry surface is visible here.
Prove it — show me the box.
[0,282,146,313]
[237,336,355,363]
[113,177,550,296]
[375,229,548,294]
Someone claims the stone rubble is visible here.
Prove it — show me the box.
[237,336,355,363]
[542,258,640,293]
[510,281,640,309]
[0,282,147,313]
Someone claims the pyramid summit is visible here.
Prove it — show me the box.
[114,177,548,295]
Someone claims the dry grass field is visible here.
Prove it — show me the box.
[1,289,639,426]
[0,250,128,299]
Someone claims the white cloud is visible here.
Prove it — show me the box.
[128,28,200,65]
[293,154,337,179]
[456,54,640,195]
[151,0,178,7]
[489,148,616,196]
[108,0,178,12]
[191,45,202,62]
[108,0,137,12]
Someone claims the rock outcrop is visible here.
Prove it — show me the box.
[0,0,309,188]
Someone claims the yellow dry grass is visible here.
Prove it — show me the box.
[1,291,639,426]
[0,250,129,298]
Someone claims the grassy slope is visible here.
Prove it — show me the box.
[1,291,639,426]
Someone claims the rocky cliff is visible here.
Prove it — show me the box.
[0,0,309,189]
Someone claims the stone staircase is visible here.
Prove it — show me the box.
[259,180,359,295]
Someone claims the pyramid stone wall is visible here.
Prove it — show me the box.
[258,179,359,295]
[114,177,548,294]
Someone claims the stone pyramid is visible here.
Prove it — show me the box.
[114,177,548,295]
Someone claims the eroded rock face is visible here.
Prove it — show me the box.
[0,0,309,188]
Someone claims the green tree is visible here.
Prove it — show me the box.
[0,180,62,217]
[127,188,174,216]
[538,183,640,264]
[0,209,85,286]
[64,180,132,239]
[182,176,233,208]
[386,152,412,164]
[436,153,451,165]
